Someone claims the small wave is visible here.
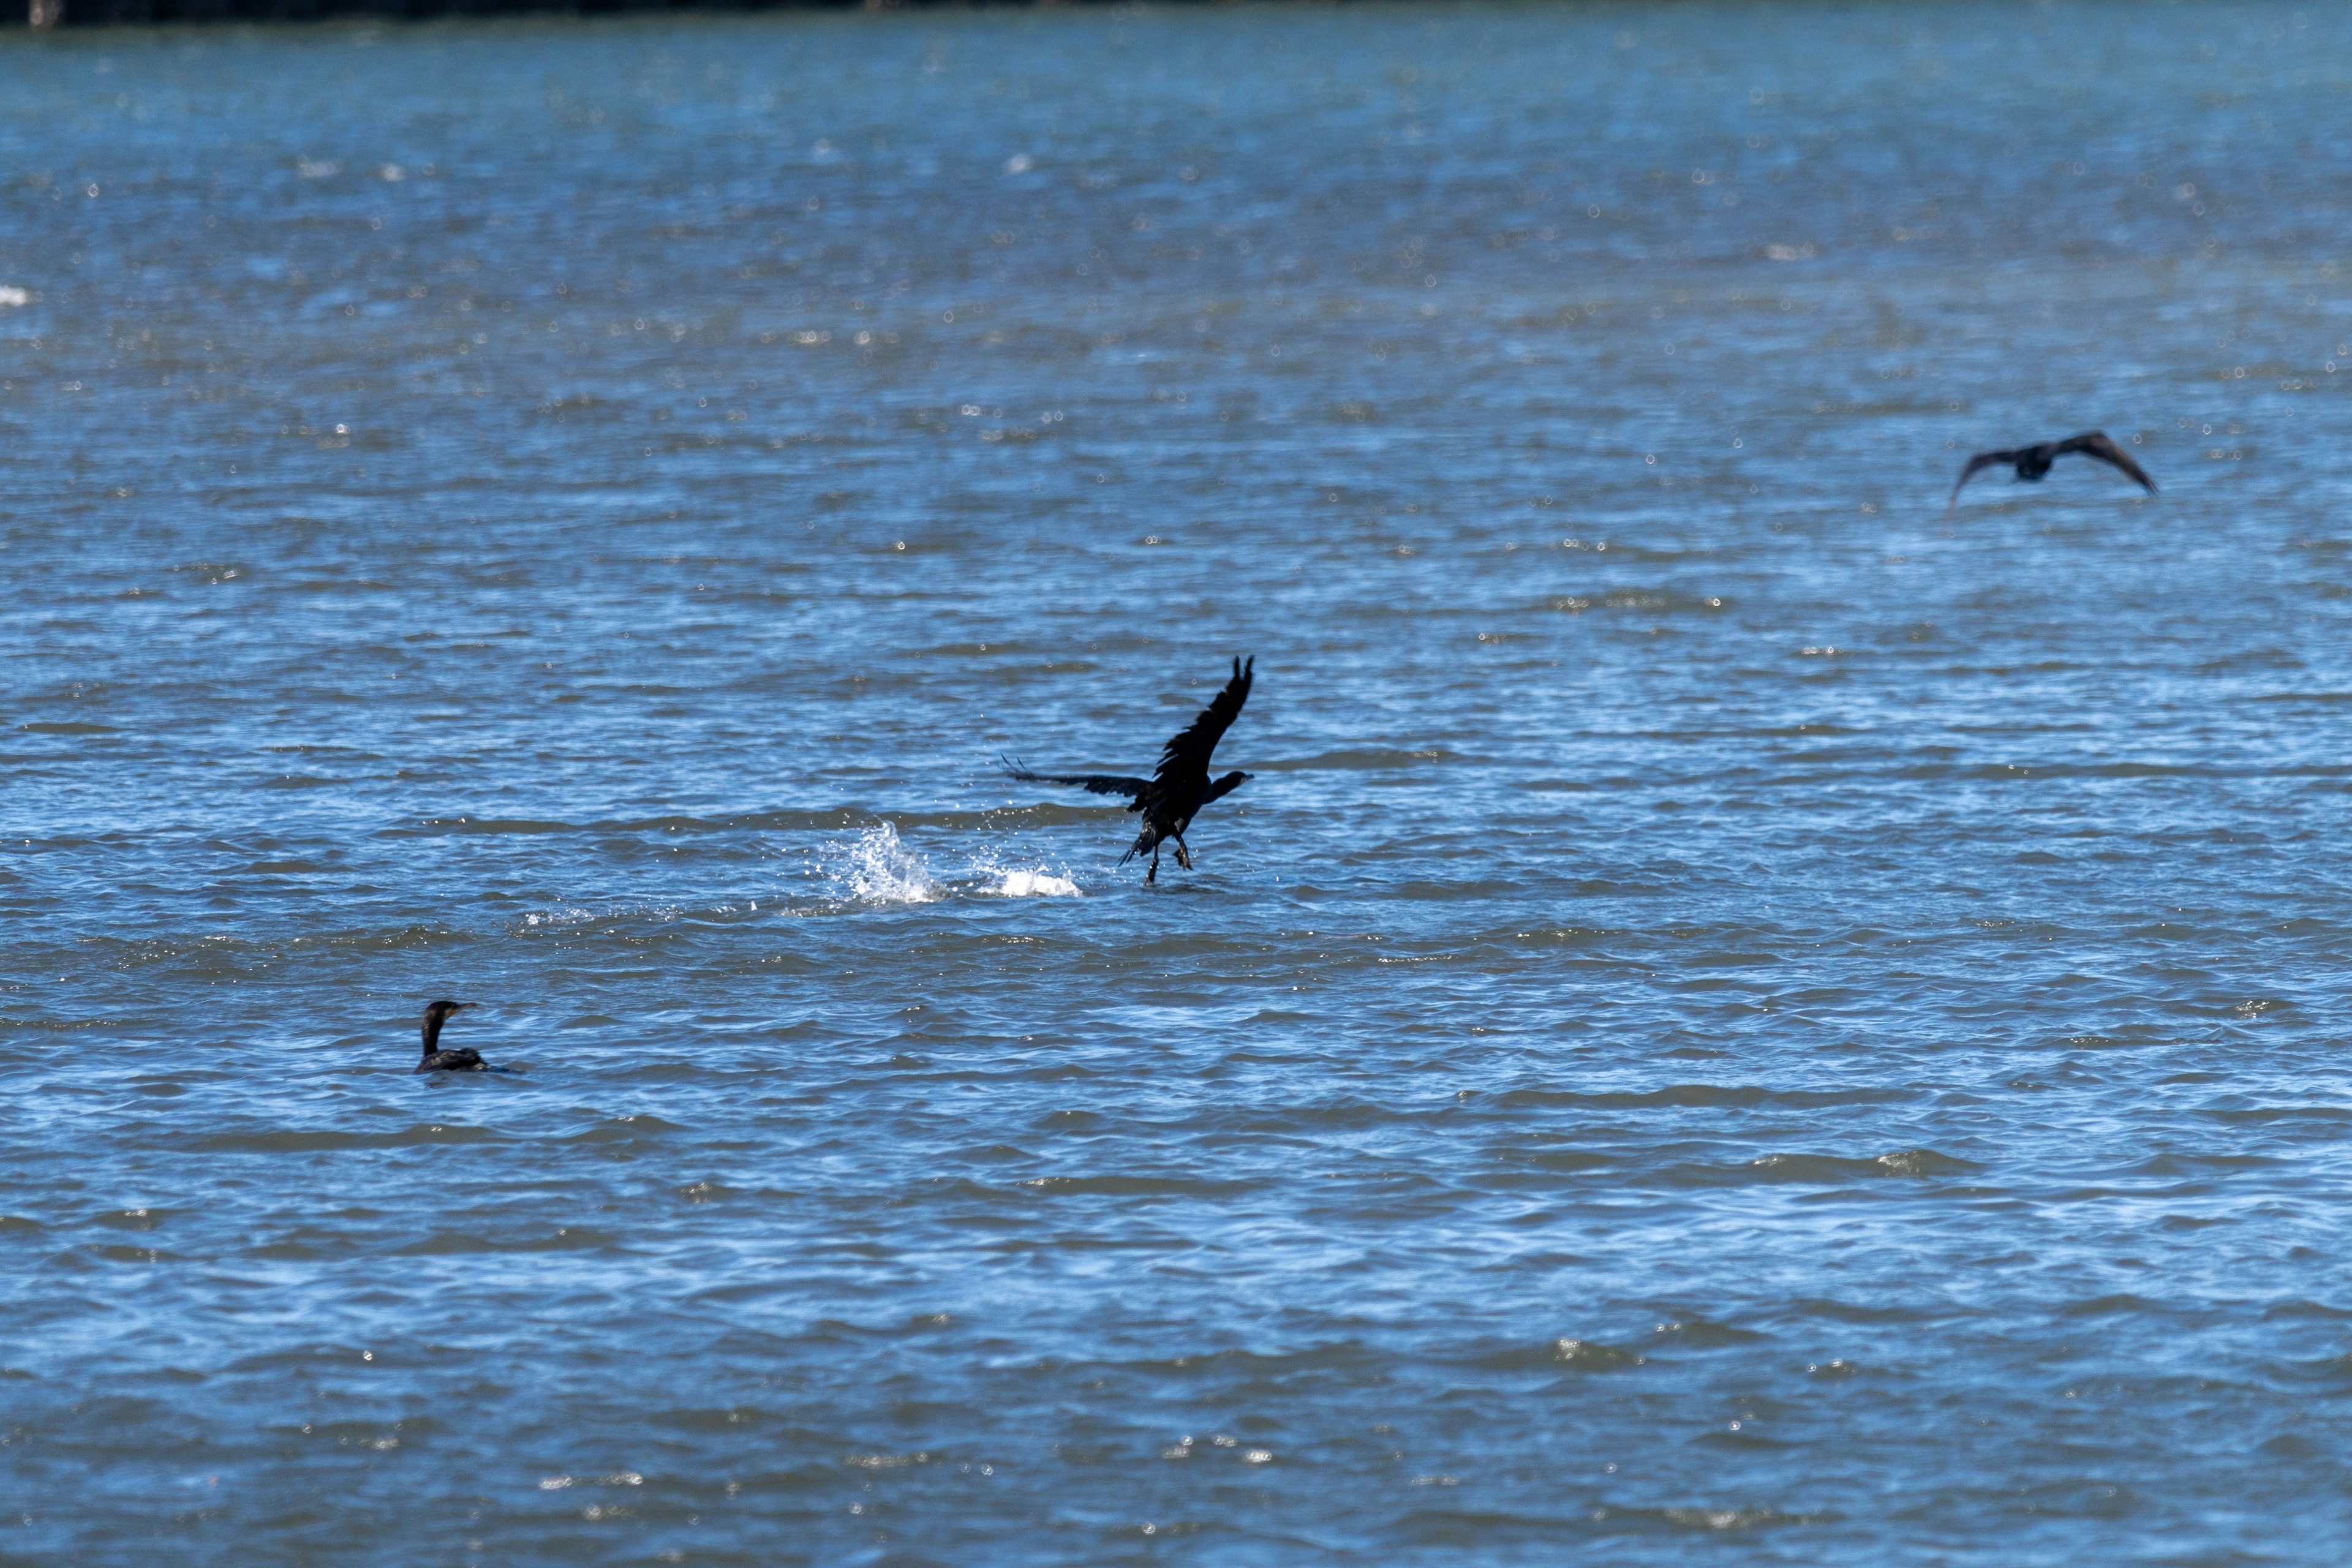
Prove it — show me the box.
[1261,747,1461,772]
[1544,587,1728,616]
[188,1125,504,1153]
[1023,1174,1252,1197]
[520,906,608,932]
[1476,1336,1646,1371]
[829,823,938,904]
[1642,1504,1829,1531]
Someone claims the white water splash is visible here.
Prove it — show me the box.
[832,823,939,904]
[993,869,1082,898]
[813,828,1077,903]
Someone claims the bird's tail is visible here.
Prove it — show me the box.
[1120,826,1159,866]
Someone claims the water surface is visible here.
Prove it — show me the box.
[6,3,2352,1561]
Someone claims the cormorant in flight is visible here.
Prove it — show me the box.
[413,999,505,1073]
[1004,656,1255,883]
[1948,431,2156,511]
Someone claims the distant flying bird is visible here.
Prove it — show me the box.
[412,998,508,1074]
[1004,656,1255,884]
[1948,431,2157,511]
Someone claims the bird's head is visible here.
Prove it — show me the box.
[420,998,471,1052]
[1210,769,1251,801]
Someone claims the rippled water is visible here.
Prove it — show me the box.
[7,2,2352,1560]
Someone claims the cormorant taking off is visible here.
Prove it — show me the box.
[1004,656,1255,883]
[414,999,503,1073]
[1948,431,2156,511]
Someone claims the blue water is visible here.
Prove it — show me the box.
[6,3,2352,1561]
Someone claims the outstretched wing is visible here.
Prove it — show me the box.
[1001,755,1150,801]
[2055,431,2157,494]
[1154,656,1254,787]
[1948,448,2019,510]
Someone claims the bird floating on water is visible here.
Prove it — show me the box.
[413,998,509,1074]
[1948,431,2156,511]
[1003,655,1255,884]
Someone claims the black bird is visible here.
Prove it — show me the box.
[413,998,504,1074]
[1948,430,2157,511]
[1004,656,1255,883]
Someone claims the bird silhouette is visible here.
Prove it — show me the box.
[1004,656,1255,883]
[1948,431,2156,511]
[412,998,510,1073]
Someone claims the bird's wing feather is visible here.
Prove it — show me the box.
[1154,657,1254,786]
[2055,431,2157,494]
[1001,756,1151,799]
[1948,448,2019,508]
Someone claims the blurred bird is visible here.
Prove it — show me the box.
[1003,656,1256,883]
[1948,431,2157,511]
[412,998,508,1073]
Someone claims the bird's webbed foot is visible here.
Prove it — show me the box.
[1174,842,1193,870]
[1145,846,1159,884]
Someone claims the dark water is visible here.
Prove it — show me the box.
[6,2,2352,1561]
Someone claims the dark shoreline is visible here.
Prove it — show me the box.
[13,0,1240,26]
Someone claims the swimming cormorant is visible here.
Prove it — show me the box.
[1948,431,2156,511]
[413,998,500,1073]
[1004,655,1255,883]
